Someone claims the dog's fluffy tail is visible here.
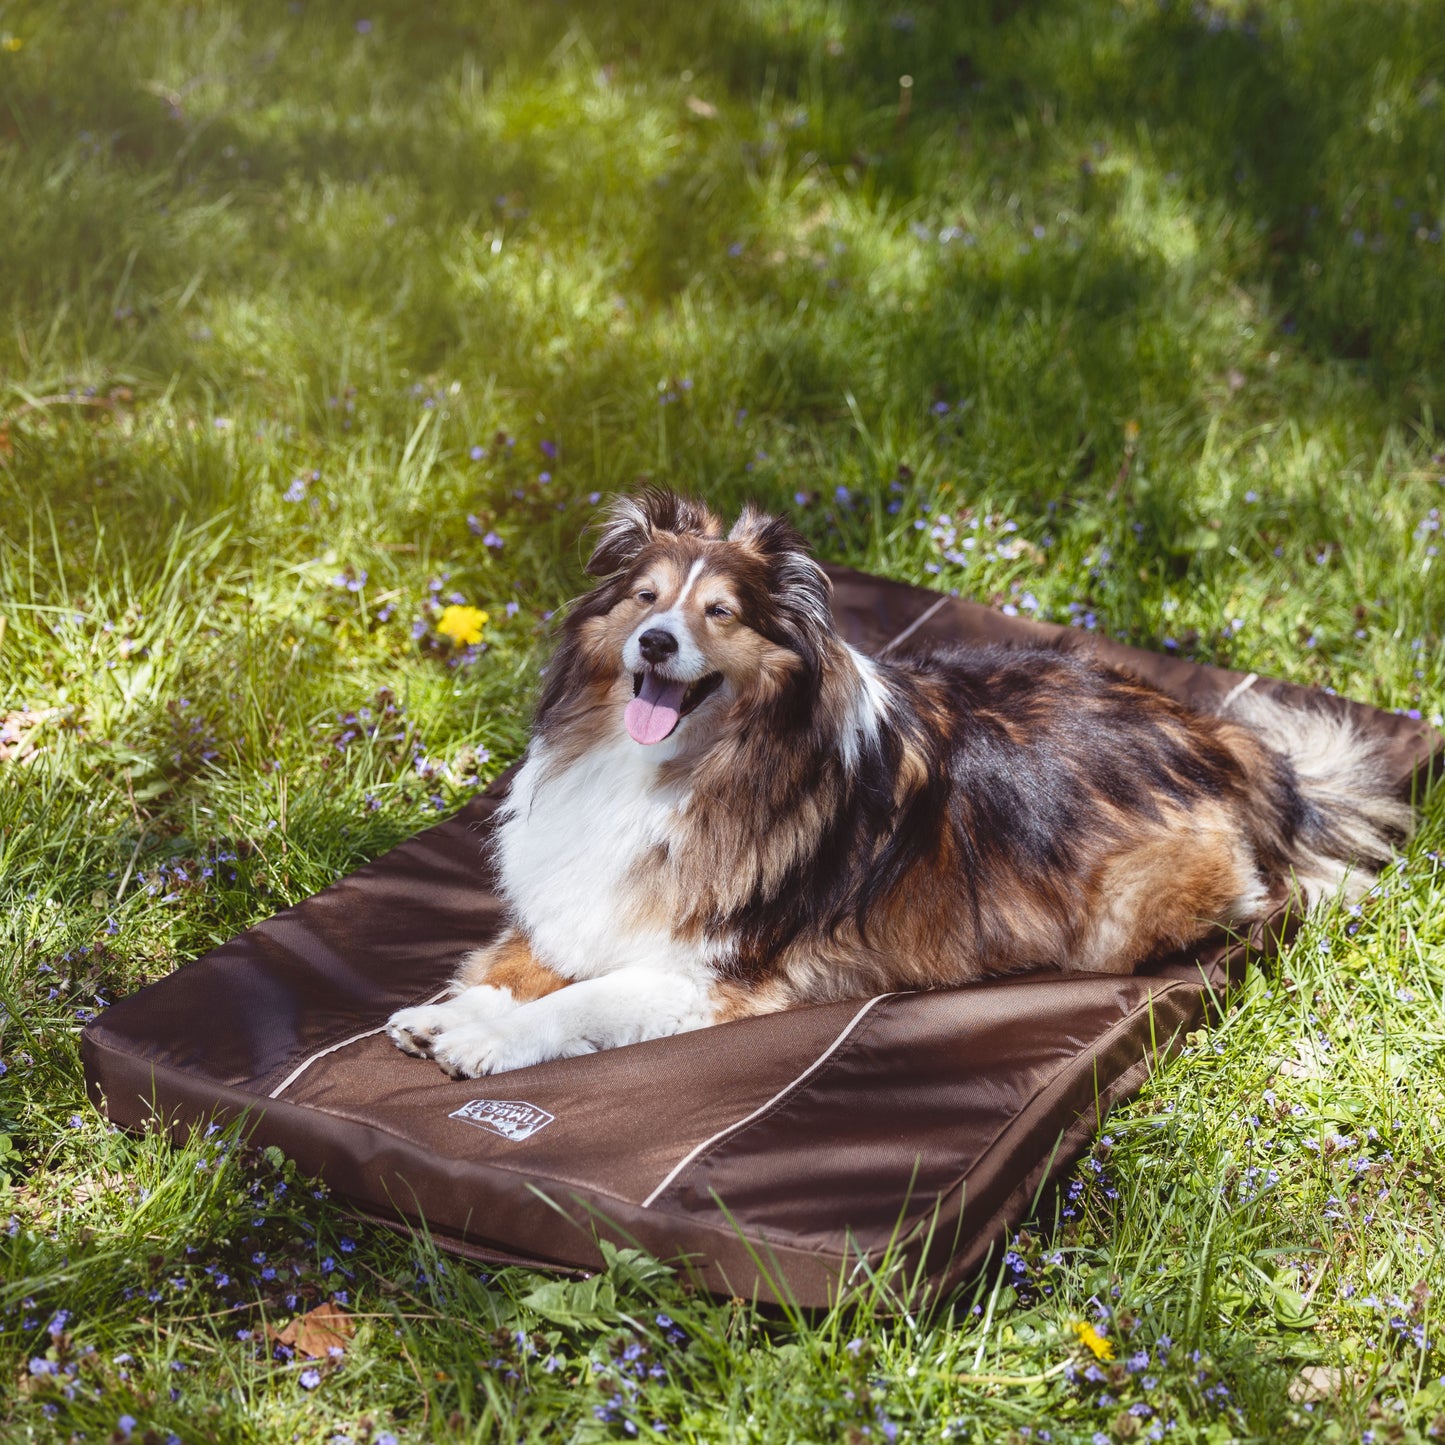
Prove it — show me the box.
[1222,687,1415,909]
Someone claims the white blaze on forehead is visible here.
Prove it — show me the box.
[672,556,708,608]
[623,556,710,680]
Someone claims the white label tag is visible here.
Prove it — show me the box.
[449,1098,555,1142]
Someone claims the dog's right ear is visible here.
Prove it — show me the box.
[584,489,722,576]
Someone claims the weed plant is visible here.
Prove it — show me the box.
[1,0,1444,1440]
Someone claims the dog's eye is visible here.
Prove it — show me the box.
[636,589,657,604]
[705,603,733,620]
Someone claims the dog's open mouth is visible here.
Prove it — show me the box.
[625,670,723,745]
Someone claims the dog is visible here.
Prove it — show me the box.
[387,489,1413,1078]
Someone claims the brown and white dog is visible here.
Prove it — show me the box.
[387,489,1412,1077]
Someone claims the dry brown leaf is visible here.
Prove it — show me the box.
[69,1170,126,1207]
[1275,1038,1332,1081]
[1287,1365,1351,1402]
[268,1301,356,1359]
[0,708,58,764]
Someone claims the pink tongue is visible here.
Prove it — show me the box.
[625,673,688,745]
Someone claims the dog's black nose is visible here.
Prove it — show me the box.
[638,628,678,663]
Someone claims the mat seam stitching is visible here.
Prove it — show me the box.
[886,981,1191,1257]
[267,987,450,1098]
[876,594,950,657]
[639,993,893,1209]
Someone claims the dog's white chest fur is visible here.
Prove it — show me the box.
[494,735,708,981]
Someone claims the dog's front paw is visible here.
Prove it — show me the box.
[386,1003,452,1059]
[430,1021,516,1079]
[430,1014,592,1078]
[387,985,519,1061]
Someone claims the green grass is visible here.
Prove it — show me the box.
[2,0,1444,1438]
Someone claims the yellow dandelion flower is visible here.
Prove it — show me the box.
[436,605,488,647]
[1072,1320,1114,1360]
[2,35,24,51]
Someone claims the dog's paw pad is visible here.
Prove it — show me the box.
[386,1005,450,1058]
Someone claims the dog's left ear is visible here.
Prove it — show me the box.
[729,504,834,648]
[585,489,723,576]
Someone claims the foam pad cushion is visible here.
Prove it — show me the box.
[82,566,1440,1306]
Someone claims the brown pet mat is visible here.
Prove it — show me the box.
[82,566,1441,1306]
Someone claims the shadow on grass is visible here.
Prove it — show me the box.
[2,0,1440,554]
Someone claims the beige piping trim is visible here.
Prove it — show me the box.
[640,993,894,1208]
[268,987,450,1099]
[876,594,951,657]
[1218,672,1260,711]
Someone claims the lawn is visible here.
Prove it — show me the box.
[2,0,1444,1439]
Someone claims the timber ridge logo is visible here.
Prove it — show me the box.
[449,1098,555,1142]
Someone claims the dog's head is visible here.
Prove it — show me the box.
[536,489,835,750]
